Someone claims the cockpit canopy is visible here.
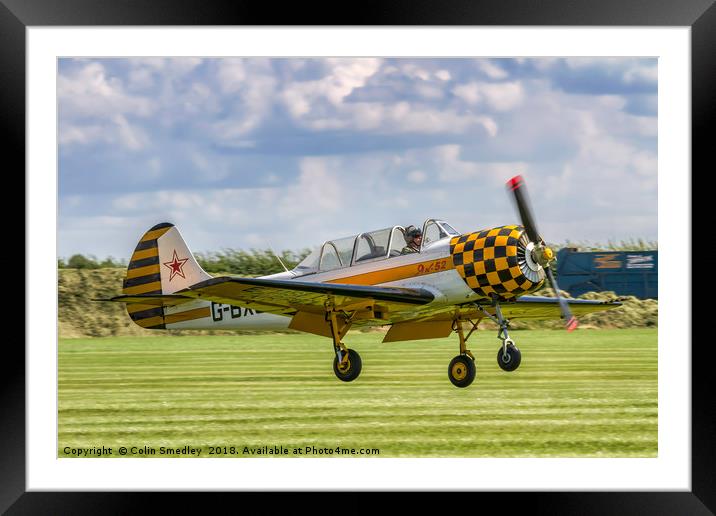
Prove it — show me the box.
[294,219,459,275]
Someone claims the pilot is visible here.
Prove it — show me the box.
[401,227,423,254]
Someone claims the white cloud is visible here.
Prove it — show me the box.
[166,58,203,75]
[279,59,505,137]
[415,83,444,100]
[295,98,498,136]
[128,67,154,90]
[632,150,657,177]
[217,59,248,93]
[190,150,229,182]
[129,58,166,70]
[182,83,220,115]
[431,145,527,184]
[280,158,343,216]
[281,58,382,118]
[597,95,627,110]
[59,115,149,151]
[407,170,427,183]
[565,57,625,69]
[452,83,481,105]
[564,58,657,88]
[399,145,527,186]
[113,114,148,151]
[478,116,498,137]
[536,107,658,210]
[59,124,105,146]
[131,57,202,75]
[533,58,559,71]
[209,59,278,141]
[59,61,157,150]
[58,62,154,119]
[380,103,496,135]
[477,81,525,111]
[452,81,524,111]
[477,60,509,80]
[399,63,431,81]
[623,65,658,84]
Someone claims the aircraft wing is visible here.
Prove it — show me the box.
[486,295,622,319]
[407,295,622,323]
[174,276,435,316]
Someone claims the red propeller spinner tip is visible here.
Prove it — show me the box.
[508,175,524,191]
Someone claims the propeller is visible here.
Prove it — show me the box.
[507,175,578,331]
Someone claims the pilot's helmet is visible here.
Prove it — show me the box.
[405,226,423,240]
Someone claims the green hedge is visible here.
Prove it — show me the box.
[59,240,656,273]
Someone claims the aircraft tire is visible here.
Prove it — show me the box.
[497,344,521,372]
[448,354,476,388]
[333,348,362,382]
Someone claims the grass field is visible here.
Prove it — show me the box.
[58,329,657,458]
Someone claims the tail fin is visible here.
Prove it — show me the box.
[123,222,212,329]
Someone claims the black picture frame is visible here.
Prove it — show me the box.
[6,0,710,512]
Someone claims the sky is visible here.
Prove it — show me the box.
[57,57,657,261]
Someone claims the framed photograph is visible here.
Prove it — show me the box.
[9,0,710,512]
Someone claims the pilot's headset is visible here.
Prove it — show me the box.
[405,226,422,242]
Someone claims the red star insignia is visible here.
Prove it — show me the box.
[163,250,189,281]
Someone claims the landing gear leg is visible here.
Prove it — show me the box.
[327,306,361,382]
[447,319,477,388]
[477,300,522,372]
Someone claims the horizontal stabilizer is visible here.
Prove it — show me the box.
[98,294,193,307]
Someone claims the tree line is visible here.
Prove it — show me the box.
[58,239,657,273]
[58,249,313,276]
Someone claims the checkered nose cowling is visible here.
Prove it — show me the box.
[450,225,546,300]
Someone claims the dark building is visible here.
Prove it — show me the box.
[555,248,657,299]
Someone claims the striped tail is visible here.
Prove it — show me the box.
[123,222,212,329]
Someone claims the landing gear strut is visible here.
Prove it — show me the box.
[327,304,362,382]
[447,319,477,388]
[477,299,522,372]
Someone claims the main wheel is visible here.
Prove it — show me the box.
[333,348,362,382]
[497,343,521,372]
[448,355,476,388]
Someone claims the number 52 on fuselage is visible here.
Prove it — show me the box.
[103,177,621,388]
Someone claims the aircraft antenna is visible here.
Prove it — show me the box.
[270,248,291,273]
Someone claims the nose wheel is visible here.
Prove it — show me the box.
[497,339,521,372]
[477,299,523,373]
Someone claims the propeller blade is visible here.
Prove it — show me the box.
[545,266,578,332]
[507,175,577,331]
[507,175,540,244]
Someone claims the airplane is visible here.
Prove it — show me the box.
[103,176,621,388]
